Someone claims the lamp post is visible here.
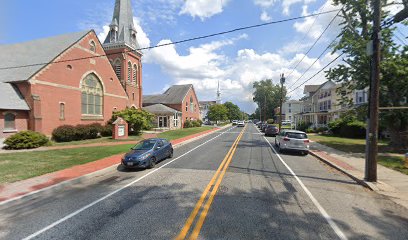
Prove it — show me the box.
[279,73,286,132]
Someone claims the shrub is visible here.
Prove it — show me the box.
[306,128,316,133]
[112,108,154,135]
[75,124,99,140]
[340,120,366,138]
[192,120,201,127]
[100,124,113,137]
[4,131,50,150]
[52,125,77,142]
[316,126,329,133]
[184,120,193,128]
[297,121,311,132]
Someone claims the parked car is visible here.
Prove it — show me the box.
[257,121,263,128]
[237,120,245,127]
[261,123,268,132]
[121,138,173,169]
[275,130,309,155]
[265,125,279,137]
[232,120,238,125]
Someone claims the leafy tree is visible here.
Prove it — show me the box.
[327,0,408,150]
[207,104,229,122]
[253,79,287,121]
[223,101,241,121]
[112,108,154,135]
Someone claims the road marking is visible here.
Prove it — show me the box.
[258,127,348,240]
[22,126,237,240]
[176,126,246,240]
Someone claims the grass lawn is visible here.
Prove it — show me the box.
[158,126,213,141]
[52,135,142,147]
[308,135,390,153]
[0,144,134,184]
[378,156,408,175]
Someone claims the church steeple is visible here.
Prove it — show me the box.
[103,0,140,51]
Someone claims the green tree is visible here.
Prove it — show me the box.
[207,104,229,123]
[327,0,408,150]
[223,101,242,121]
[253,79,287,121]
[112,108,154,135]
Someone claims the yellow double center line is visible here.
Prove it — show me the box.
[176,125,247,240]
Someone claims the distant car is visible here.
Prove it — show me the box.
[232,120,238,125]
[121,138,173,169]
[275,130,309,155]
[265,125,279,137]
[237,120,245,127]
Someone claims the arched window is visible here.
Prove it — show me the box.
[90,41,96,52]
[59,103,65,120]
[4,113,16,130]
[190,96,194,113]
[81,74,103,116]
[110,29,117,42]
[133,64,138,86]
[127,62,132,83]
[114,60,121,81]
[185,101,188,112]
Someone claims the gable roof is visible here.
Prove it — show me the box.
[143,104,180,115]
[303,85,320,94]
[144,84,193,105]
[0,83,30,110]
[0,30,90,83]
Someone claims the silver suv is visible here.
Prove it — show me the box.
[274,130,309,155]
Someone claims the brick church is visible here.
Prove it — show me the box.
[0,0,142,139]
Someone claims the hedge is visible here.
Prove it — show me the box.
[52,123,111,142]
[184,120,203,128]
[4,131,50,150]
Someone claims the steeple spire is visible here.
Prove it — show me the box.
[103,0,140,50]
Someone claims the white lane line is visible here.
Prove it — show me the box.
[256,126,348,240]
[22,126,237,240]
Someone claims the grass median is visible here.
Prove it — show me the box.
[157,126,213,141]
[0,144,134,184]
[309,135,407,175]
[51,135,142,147]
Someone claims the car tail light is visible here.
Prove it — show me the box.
[283,137,290,141]
[304,139,310,143]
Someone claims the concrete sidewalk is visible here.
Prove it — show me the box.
[309,142,408,209]
[0,125,229,205]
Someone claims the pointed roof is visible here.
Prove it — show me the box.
[0,31,90,83]
[143,104,180,115]
[103,0,140,50]
[143,85,194,105]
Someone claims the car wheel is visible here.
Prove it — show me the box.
[278,144,284,153]
[148,157,156,169]
[169,149,174,158]
[303,151,309,156]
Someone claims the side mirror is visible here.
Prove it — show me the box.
[156,146,161,150]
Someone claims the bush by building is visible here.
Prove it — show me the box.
[52,123,112,142]
[184,120,202,128]
[4,131,50,150]
[328,117,366,139]
[112,108,154,135]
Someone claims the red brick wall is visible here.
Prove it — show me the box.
[0,110,29,139]
[181,87,200,121]
[105,48,142,109]
[18,31,130,135]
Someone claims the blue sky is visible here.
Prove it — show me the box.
[1,0,406,113]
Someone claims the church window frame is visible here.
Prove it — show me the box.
[4,112,16,131]
[113,59,121,81]
[127,61,132,83]
[89,40,96,52]
[81,73,104,117]
[59,102,65,120]
[133,64,138,86]
[190,96,194,113]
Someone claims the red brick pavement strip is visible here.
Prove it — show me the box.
[310,150,356,171]
[0,127,220,204]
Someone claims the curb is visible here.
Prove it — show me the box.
[309,150,376,191]
[0,125,230,207]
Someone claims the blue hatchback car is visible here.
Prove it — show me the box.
[121,138,173,169]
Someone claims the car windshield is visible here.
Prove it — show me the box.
[132,140,157,150]
[286,133,308,139]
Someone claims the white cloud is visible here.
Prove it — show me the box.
[260,11,272,22]
[179,0,230,20]
[254,0,278,8]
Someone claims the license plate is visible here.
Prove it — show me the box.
[127,162,134,166]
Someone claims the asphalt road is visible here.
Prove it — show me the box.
[1,124,407,240]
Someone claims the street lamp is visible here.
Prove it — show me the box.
[279,73,286,132]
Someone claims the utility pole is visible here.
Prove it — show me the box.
[279,74,285,132]
[365,0,381,182]
[264,94,267,122]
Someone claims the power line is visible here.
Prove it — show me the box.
[285,8,342,80]
[288,53,344,94]
[287,36,338,90]
[0,9,341,71]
